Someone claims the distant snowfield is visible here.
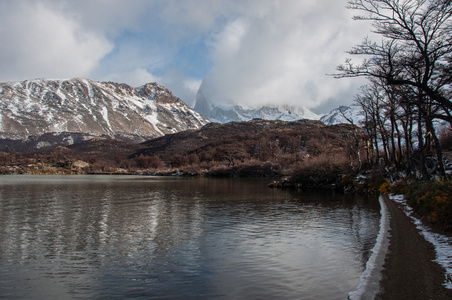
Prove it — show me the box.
[194,87,322,123]
[202,103,322,123]
[320,105,363,126]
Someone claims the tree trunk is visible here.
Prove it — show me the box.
[426,117,447,178]
[389,111,398,163]
[417,109,429,180]
[374,128,381,170]
[395,119,403,164]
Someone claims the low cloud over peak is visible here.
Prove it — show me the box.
[200,1,369,111]
[0,0,370,113]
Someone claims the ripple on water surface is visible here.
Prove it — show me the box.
[0,175,381,299]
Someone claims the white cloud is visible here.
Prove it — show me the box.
[102,68,161,87]
[98,68,201,108]
[0,1,113,82]
[181,79,203,107]
[155,70,202,107]
[184,79,203,95]
[199,0,371,111]
[0,0,372,113]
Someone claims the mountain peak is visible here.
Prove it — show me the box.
[137,82,180,104]
[0,78,209,145]
[320,106,363,125]
[194,84,321,123]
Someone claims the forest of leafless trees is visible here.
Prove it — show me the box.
[335,0,452,180]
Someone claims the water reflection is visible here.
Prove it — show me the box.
[0,175,380,299]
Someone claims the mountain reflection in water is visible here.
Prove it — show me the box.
[0,175,380,299]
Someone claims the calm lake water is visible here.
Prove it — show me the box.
[0,175,380,299]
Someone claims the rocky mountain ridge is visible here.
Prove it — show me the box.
[194,85,321,123]
[0,78,209,146]
[320,105,363,125]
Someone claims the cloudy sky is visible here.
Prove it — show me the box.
[0,0,371,113]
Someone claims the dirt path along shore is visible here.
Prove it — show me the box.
[376,197,452,299]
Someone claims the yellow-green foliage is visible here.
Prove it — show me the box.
[405,179,452,228]
[364,171,386,191]
[390,179,407,194]
[379,182,391,194]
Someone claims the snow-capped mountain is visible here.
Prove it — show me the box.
[320,105,364,125]
[194,85,321,123]
[0,78,209,142]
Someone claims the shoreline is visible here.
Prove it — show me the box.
[349,196,391,300]
[376,196,452,299]
[3,173,452,297]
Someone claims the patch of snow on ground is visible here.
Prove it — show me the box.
[101,106,111,131]
[86,81,95,99]
[166,103,183,124]
[144,113,164,136]
[355,174,367,184]
[390,194,452,289]
[348,195,391,300]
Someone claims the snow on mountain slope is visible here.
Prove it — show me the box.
[206,103,321,123]
[0,78,209,141]
[320,105,364,126]
[194,85,321,123]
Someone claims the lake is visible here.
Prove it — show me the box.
[0,175,380,299]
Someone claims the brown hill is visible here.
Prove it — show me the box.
[0,119,368,178]
[133,118,367,177]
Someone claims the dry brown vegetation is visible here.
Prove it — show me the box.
[0,119,369,187]
[131,119,368,178]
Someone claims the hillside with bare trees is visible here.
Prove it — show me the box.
[0,119,368,188]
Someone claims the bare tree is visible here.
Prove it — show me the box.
[337,106,364,170]
[334,0,451,179]
[336,0,452,125]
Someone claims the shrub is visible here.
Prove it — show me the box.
[170,154,189,168]
[365,170,386,192]
[290,153,347,176]
[404,179,452,230]
[187,153,200,165]
[390,179,407,194]
[136,154,164,169]
[379,182,391,194]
